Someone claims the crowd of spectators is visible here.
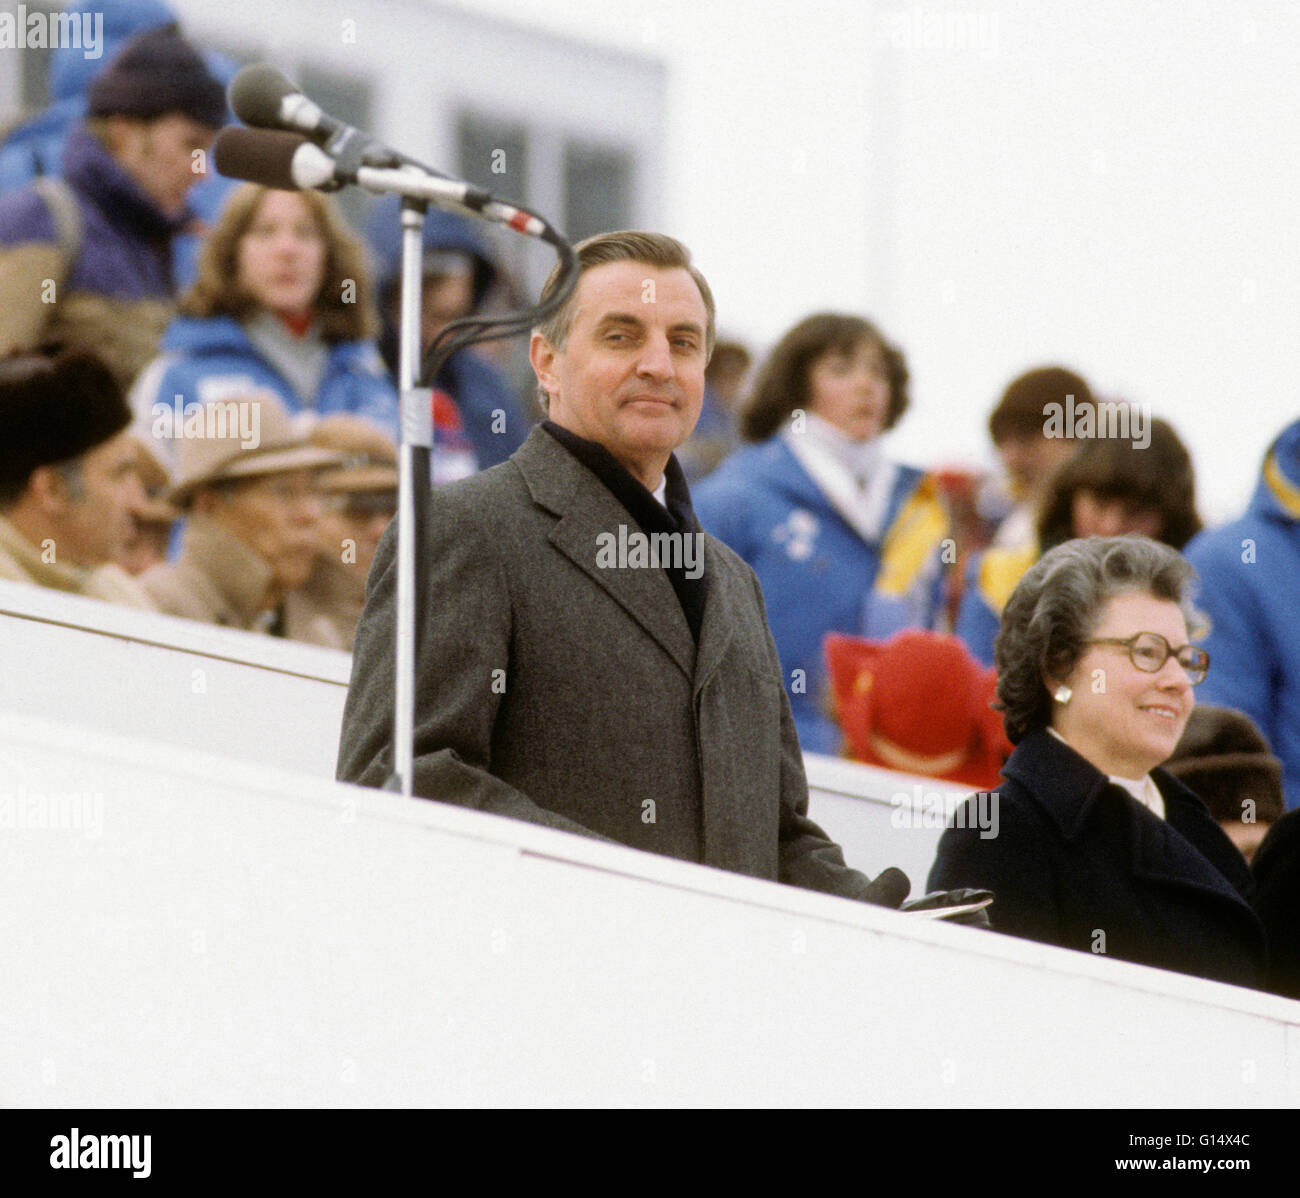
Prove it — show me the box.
[2,13,1298,1000]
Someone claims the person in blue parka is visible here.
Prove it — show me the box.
[1185,417,1300,811]
[693,312,949,755]
[130,183,400,476]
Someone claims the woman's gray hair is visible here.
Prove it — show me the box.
[994,535,1205,744]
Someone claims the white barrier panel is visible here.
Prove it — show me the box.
[0,580,349,777]
[1,710,1297,1107]
[803,755,951,886]
[0,580,947,881]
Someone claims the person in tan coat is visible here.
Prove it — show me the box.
[0,349,153,609]
[140,392,344,641]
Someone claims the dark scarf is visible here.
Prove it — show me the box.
[542,421,708,641]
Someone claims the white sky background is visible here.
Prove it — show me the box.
[461,0,1300,522]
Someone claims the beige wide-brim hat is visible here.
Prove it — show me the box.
[130,434,181,525]
[309,414,399,494]
[168,392,348,507]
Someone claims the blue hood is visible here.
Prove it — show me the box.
[364,194,501,310]
[1248,417,1300,524]
[50,0,178,103]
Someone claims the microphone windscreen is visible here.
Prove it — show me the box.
[229,62,299,129]
[213,127,308,190]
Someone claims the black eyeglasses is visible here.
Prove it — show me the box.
[1085,631,1209,685]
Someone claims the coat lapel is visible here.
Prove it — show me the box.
[1005,730,1256,915]
[514,428,696,679]
[691,535,740,696]
[1129,774,1257,910]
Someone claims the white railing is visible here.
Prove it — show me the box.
[2,708,1296,1106]
[4,580,1297,1106]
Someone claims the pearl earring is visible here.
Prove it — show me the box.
[1053,685,1072,704]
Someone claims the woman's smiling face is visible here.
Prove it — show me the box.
[1050,589,1197,779]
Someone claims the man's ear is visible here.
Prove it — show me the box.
[529,331,559,405]
[26,466,70,515]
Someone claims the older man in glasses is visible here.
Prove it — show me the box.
[141,393,345,639]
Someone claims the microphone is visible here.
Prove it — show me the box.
[213,127,339,191]
[230,63,343,143]
[229,62,403,170]
[212,127,548,236]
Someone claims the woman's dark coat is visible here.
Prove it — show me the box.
[928,728,1267,989]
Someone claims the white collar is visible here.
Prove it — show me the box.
[782,415,897,543]
[1047,728,1165,819]
[651,474,668,508]
[800,411,884,480]
[1108,772,1166,820]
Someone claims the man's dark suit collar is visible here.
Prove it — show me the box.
[1004,727,1256,909]
[510,427,738,689]
[510,426,696,677]
[538,421,699,535]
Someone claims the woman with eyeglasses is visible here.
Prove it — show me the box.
[929,535,1267,989]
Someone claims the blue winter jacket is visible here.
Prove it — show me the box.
[1185,418,1300,811]
[131,315,400,441]
[693,437,949,754]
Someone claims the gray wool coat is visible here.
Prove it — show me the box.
[337,426,886,902]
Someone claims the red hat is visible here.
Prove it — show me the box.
[825,629,1011,788]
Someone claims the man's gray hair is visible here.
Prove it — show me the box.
[994,535,1205,744]
[532,229,716,412]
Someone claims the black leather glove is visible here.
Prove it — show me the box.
[860,866,912,908]
[900,888,994,927]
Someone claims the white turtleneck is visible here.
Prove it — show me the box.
[781,411,897,543]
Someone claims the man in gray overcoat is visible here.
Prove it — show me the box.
[337,230,908,907]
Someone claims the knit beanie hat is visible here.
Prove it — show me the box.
[87,26,226,128]
[989,366,1095,443]
[0,350,130,495]
[1164,705,1286,824]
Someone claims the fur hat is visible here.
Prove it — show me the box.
[989,366,1095,443]
[168,392,346,507]
[87,26,226,128]
[0,350,130,496]
[825,629,1012,788]
[1164,705,1285,825]
[308,416,398,494]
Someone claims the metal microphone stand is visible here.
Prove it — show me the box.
[390,197,431,798]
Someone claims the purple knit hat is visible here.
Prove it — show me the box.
[87,26,226,128]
